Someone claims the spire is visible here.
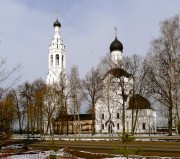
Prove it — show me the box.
[114,26,118,37]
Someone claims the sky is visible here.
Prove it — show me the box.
[0,0,180,86]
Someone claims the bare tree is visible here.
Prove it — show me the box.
[123,54,152,135]
[69,65,82,137]
[9,89,23,134]
[43,86,59,135]
[0,56,21,138]
[0,91,14,139]
[19,82,36,135]
[31,79,46,135]
[146,15,180,135]
[82,68,103,135]
[55,72,70,135]
[0,57,21,89]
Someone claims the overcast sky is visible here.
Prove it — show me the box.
[0,0,180,85]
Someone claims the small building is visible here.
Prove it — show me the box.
[54,114,93,134]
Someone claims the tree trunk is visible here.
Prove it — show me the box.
[92,102,95,135]
[168,106,173,136]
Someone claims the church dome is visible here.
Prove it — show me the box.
[105,68,131,78]
[128,94,151,109]
[53,19,61,27]
[110,37,123,53]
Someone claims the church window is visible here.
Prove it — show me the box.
[50,55,53,66]
[109,76,112,82]
[117,123,119,129]
[102,114,104,119]
[117,113,119,119]
[102,124,104,130]
[57,39,58,42]
[56,54,59,65]
[142,123,146,129]
[57,44,58,48]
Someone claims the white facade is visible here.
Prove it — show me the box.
[126,109,157,134]
[46,19,66,85]
[95,70,133,134]
[95,36,156,134]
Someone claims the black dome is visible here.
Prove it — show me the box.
[128,94,151,109]
[53,19,61,27]
[110,37,123,53]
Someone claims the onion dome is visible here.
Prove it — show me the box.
[53,19,61,27]
[128,94,151,109]
[109,36,123,53]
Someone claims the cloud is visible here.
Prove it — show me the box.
[0,0,180,85]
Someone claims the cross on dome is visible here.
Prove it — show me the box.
[114,26,118,37]
[109,27,123,53]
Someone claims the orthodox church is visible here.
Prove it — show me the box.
[95,33,157,134]
[46,18,156,135]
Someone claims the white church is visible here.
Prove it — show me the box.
[95,34,157,134]
[46,18,157,135]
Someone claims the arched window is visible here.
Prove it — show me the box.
[117,123,119,129]
[62,55,64,67]
[50,55,53,66]
[142,123,146,130]
[102,114,104,119]
[102,124,104,130]
[117,113,119,119]
[56,54,59,66]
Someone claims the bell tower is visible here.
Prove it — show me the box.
[46,18,66,85]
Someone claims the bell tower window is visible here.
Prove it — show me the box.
[56,54,59,66]
[50,55,53,66]
[62,55,64,67]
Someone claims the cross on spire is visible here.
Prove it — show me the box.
[56,10,58,19]
[114,26,118,37]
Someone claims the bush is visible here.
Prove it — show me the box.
[118,132,135,143]
[115,132,142,158]
[49,155,56,159]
